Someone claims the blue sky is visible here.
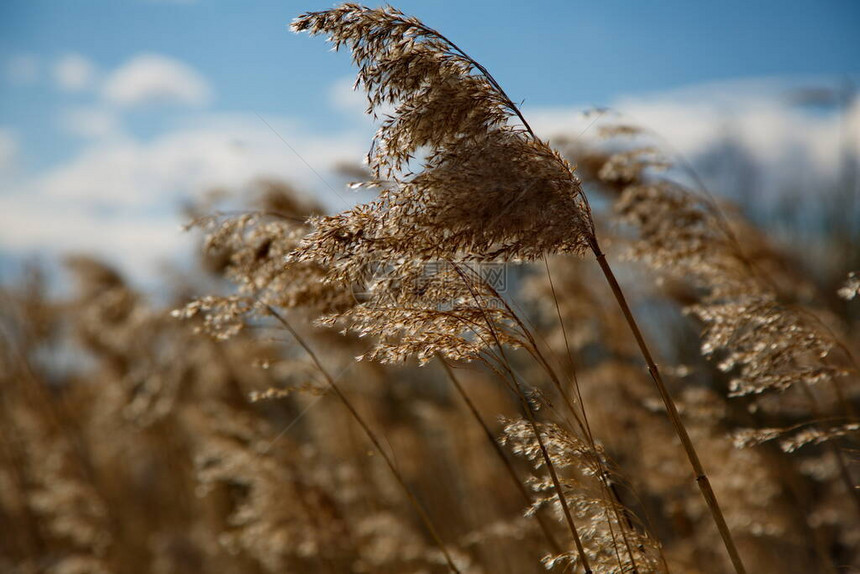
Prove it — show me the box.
[0,0,858,283]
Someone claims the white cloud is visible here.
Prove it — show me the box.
[527,77,859,190]
[0,111,367,283]
[0,191,187,281]
[102,54,212,108]
[59,107,121,139]
[39,113,366,207]
[53,53,97,92]
[6,54,40,85]
[613,81,857,183]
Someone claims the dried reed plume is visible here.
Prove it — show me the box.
[573,116,860,567]
[6,5,857,574]
[293,5,747,572]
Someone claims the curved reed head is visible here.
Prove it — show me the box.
[293,4,595,263]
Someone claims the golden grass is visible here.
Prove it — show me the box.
[1,5,858,573]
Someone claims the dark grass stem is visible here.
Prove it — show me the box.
[457,262,645,573]
[511,370,593,574]
[543,257,643,574]
[795,380,860,517]
[438,358,564,555]
[449,267,594,574]
[589,244,748,574]
[264,305,462,574]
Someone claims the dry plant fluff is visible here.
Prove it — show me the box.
[294,5,748,574]
[291,4,595,267]
[583,119,860,548]
[501,418,665,573]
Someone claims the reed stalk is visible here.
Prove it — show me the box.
[265,305,462,573]
[590,243,748,574]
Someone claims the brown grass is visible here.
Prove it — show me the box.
[1,4,858,574]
